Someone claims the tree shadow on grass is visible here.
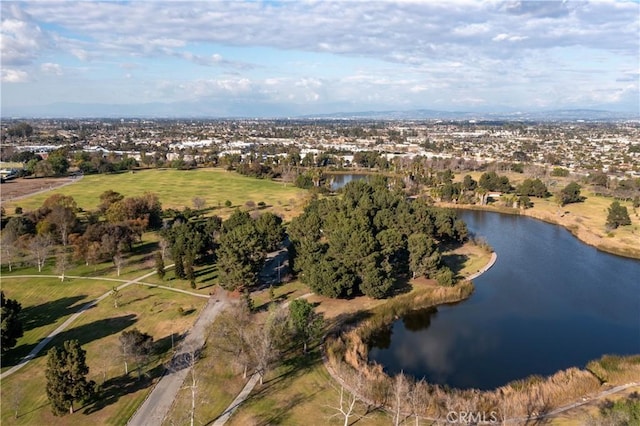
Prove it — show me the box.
[1,295,89,367]
[82,363,165,415]
[441,253,469,278]
[21,295,89,332]
[2,314,137,368]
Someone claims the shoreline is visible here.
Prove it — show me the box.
[466,251,497,281]
[441,202,640,260]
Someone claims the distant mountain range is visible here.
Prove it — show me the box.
[2,101,638,122]
[300,108,640,121]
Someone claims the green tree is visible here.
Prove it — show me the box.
[217,224,266,291]
[1,292,23,353]
[606,201,631,229]
[408,233,441,279]
[45,340,95,415]
[255,212,284,252]
[288,299,324,354]
[119,328,153,378]
[556,182,585,206]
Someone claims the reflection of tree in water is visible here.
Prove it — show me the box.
[402,307,437,332]
[368,324,393,349]
[369,308,438,350]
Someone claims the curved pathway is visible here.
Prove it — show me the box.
[466,251,497,281]
[0,265,208,380]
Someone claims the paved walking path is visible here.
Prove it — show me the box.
[212,373,261,426]
[209,292,313,425]
[127,295,227,426]
[0,267,173,380]
[467,251,497,281]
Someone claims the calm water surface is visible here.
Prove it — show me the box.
[328,173,369,190]
[369,210,640,390]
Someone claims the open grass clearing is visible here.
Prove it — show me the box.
[0,276,116,373]
[2,168,309,221]
[446,171,639,258]
[0,282,207,425]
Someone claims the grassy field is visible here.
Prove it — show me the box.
[3,168,309,220]
[0,276,207,425]
[450,171,640,258]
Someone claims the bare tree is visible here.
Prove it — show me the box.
[329,384,358,426]
[248,313,280,385]
[8,383,24,419]
[28,234,52,272]
[325,371,367,426]
[409,379,430,425]
[55,249,71,282]
[1,233,20,272]
[159,238,170,261]
[181,342,200,426]
[110,287,122,308]
[192,196,206,211]
[113,253,125,276]
[48,205,76,246]
[208,303,254,379]
[391,371,410,426]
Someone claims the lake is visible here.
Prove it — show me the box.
[327,173,370,191]
[368,210,640,390]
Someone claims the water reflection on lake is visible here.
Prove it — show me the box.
[327,173,370,190]
[369,210,640,390]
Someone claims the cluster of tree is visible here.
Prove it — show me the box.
[1,291,23,353]
[5,122,34,138]
[288,180,466,299]
[75,151,138,175]
[235,161,279,179]
[160,215,221,286]
[1,191,162,275]
[478,171,512,192]
[515,178,549,198]
[102,192,163,230]
[353,151,387,169]
[216,210,284,291]
[24,149,70,177]
[210,299,323,384]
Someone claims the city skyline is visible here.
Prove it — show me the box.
[1,0,639,117]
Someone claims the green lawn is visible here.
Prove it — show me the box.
[0,278,207,426]
[4,168,308,220]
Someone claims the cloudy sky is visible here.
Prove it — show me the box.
[1,0,639,117]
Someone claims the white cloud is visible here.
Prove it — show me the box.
[1,1,638,113]
[1,68,28,83]
[41,62,62,75]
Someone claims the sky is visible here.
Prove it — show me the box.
[1,0,639,117]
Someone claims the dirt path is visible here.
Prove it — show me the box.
[0,175,83,202]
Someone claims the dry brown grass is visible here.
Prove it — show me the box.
[325,281,640,422]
